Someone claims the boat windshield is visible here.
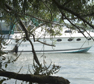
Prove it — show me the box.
[65,30,72,33]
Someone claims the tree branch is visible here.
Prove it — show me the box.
[36,39,55,47]
[63,0,73,7]
[5,3,41,67]
[18,19,41,67]
[52,0,94,29]
[59,9,88,40]
[0,70,70,84]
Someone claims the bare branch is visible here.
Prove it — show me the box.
[0,70,70,84]
[36,39,55,47]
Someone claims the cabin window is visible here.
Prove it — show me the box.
[76,38,81,41]
[65,30,72,33]
[88,38,91,40]
[68,38,73,41]
[57,39,62,42]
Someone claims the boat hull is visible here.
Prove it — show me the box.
[2,37,94,53]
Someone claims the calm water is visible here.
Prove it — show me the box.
[2,46,94,84]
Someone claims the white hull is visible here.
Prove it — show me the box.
[3,36,94,53]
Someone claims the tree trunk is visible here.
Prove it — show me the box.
[0,70,70,84]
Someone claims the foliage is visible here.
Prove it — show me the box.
[32,62,60,76]
[0,0,94,35]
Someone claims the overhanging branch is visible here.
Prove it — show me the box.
[52,0,94,29]
[0,70,70,84]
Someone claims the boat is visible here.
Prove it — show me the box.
[2,26,94,53]
[0,18,94,53]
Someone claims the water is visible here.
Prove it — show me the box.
[1,46,94,84]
